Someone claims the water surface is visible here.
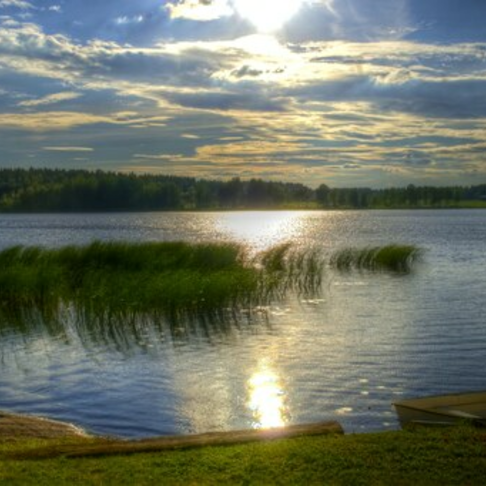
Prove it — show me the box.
[0,210,485,436]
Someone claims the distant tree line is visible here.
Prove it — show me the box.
[315,183,486,209]
[0,168,485,212]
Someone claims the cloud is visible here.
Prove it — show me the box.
[114,15,144,25]
[1,13,485,187]
[281,39,486,119]
[0,22,244,88]
[283,0,414,42]
[3,20,482,113]
[163,88,287,112]
[42,146,94,152]
[400,150,433,166]
[0,111,141,131]
[290,75,486,119]
[0,112,102,131]
[166,0,232,21]
[0,0,34,9]
[18,91,82,107]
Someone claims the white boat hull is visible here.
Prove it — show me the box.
[394,391,486,427]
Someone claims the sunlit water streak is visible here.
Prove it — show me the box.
[0,210,485,437]
[248,360,289,429]
[215,211,305,253]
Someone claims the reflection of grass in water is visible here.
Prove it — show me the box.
[0,241,324,320]
[330,245,421,273]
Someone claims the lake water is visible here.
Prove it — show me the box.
[0,210,485,437]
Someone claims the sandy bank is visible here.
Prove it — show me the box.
[0,411,90,441]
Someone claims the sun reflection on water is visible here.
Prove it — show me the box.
[247,361,289,429]
[217,211,303,252]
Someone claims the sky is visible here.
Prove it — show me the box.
[0,0,485,188]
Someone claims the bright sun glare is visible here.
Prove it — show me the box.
[233,0,304,32]
[248,363,289,429]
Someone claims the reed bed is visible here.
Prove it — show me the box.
[0,242,421,321]
[330,244,421,273]
[0,241,324,319]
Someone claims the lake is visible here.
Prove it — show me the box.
[0,210,485,437]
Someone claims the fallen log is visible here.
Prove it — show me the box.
[13,420,344,460]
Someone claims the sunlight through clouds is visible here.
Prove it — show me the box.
[233,0,304,32]
[166,0,334,32]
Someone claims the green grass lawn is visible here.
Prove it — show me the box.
[2,425,486,485]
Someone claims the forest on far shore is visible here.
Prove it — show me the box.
[0,168,485,212]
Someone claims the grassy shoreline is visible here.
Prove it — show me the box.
[2,425,486,484]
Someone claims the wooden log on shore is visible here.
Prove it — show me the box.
[13,421,344,460]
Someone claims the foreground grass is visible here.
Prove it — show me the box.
[1,426,486,485]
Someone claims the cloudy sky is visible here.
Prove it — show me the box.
[0,0,485,187]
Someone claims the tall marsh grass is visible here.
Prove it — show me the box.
[0,241,421,323]
[330,245,421,273]
[0,241,323,319]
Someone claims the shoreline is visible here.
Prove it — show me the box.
[0,411,90,441]
[1,410,343,458]
[3,418,485,485]
[0,206,486,215]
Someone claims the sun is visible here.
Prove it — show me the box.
[233,0,304,32]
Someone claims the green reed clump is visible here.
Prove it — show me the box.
[55,241,243,274]
[0,247,65,313]
[259,243,292,273]
[330,244,421,273]
[0,241,323,318]
[256,244,325,298]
